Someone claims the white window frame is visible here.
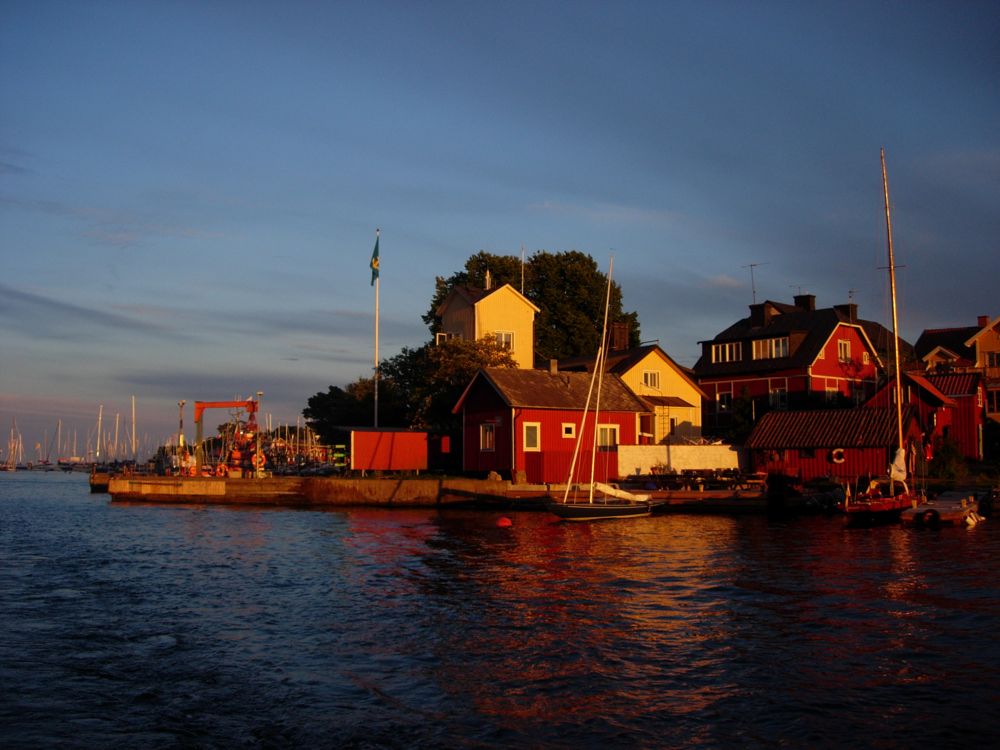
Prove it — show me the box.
[523,422,541,452]
[561,422,576,439]
[838,339,851,361]
[711,342,742,363]
[642,370,660,389]
[862,351,870,365]
[717,391,733,414]
[495,331,514,351]
[479,423,495,452]
[752,337,789,360]
[596,424,619,450]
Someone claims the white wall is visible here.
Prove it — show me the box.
[618,444,745,476]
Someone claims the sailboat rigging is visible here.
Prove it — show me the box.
[546,257,652,521]
[844,148,923,524]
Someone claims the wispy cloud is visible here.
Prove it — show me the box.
[529,199,684,227]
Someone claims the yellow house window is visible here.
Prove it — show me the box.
[642,370,660,389]
[495,331,514,351]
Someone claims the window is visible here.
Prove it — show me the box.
[523,422,541,452]
[669,417,678,436]
[825,386,839,404]
[597,424,619,450]
[435,332,455,345]
[479,423,495,452]
[862,351,870,365]
[561,422,576,439]
[752,337,789,360]
[838,339,851,361]
[769,387,788,410]
[495,331,514,351]
[643,370,660,389]
[987,389,1000,413]
[987,352,1000,368]
[711,342,742,363]
[717,392,732,414]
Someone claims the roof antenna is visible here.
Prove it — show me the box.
[742,262,769,303]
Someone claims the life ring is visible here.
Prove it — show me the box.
[216,463,228,477]
[830,448,846,464]
[252,453,265,470]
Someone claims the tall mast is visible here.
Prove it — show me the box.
[881,147,904,450]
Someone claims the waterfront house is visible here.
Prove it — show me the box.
[558,342,707,444]
[452,366,648,484]
[915,314,1000,424]
[435,281,540,369]
[745,407,923,483]
[693,295,905,435]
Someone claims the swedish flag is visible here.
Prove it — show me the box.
[370,230,380,286]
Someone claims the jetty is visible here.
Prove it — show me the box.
[104,474,768,512]
[900,489,992,528]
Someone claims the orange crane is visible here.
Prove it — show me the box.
[194,400,259,472]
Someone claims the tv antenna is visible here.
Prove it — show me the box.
[742,262,769,303]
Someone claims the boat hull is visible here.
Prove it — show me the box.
[546,497,652,521]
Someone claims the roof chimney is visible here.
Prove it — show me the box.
[609,321,629,352]
[794,294,815,312]
[978,315,990,328]
[484,269,492,290]
[549,359,559,375]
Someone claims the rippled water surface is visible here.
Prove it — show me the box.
[2,472,998,748]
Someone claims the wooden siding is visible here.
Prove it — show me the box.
[617,349,703,442]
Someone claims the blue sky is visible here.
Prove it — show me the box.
[2,0,998,457]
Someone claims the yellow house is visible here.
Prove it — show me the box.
[560,344,707,444]
[435,283,540,369]
[965,315,1000,423]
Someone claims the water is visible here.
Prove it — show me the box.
[1,472,997,749]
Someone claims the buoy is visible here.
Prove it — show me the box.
[496,517,513,528]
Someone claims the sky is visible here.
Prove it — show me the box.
[2,0,998,460]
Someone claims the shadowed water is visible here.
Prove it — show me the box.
[1,472,997,748]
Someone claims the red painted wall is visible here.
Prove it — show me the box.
[351,430,428,472]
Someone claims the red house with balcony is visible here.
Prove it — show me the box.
[452,366,648,484]
[694,295,909,435]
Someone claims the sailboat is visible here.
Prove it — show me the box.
[844,149,923,525]
[546,258,652,521]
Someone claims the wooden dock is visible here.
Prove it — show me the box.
[900,490,992,528]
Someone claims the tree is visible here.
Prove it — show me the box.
[380,336,516,431]
[303,378,407,444]
[423,249,641,361]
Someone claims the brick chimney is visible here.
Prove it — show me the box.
[609,321,630,352]
[750,303,766,327]
[978,315,990,327]
[793,294,815,312]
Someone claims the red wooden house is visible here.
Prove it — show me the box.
[745,407,923,483]
[923,373,985,460]
[694,295,910,434]
[865,372,955,456]
[452,366,648,484]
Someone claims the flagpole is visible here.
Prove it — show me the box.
[372,228,380,428]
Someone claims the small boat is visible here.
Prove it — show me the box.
[546,482,653,521]
[844,150,923,526]
[547,258,652,522]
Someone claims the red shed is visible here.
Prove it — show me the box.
[746,407,923,482]
[452,367,648,484]
[350,429,428,472]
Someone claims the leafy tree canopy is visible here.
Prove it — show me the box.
[303,378,407,444]
[380,336,516,431]
[423,249,641,361]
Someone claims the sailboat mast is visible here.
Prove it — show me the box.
[881,148,904,450]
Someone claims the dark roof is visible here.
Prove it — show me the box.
[914,326,977,363]
[746,408,906,449]
[693,300,911,377]
[456,367,648,413]
[923,373,980,397]
[641,395,695,408]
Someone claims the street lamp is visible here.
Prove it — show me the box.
[256,391,263,478]
[178,400,186,448]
